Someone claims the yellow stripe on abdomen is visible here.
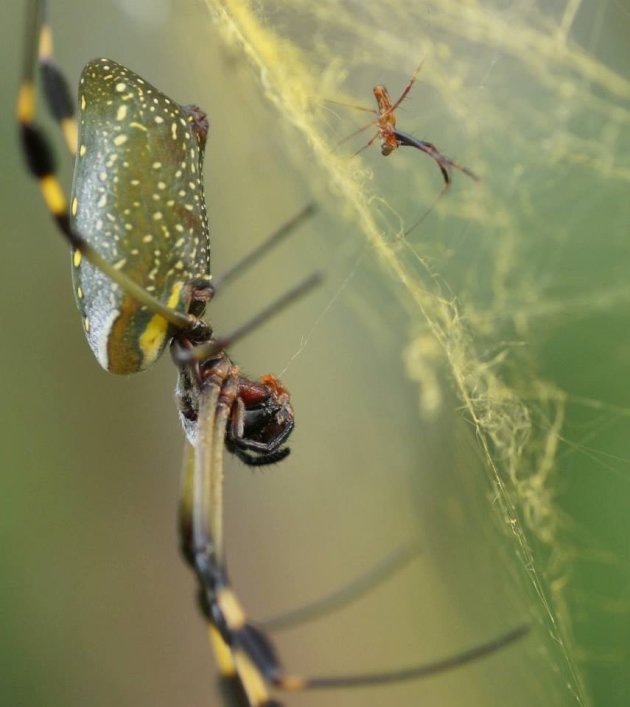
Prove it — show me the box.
[138,281,184,369]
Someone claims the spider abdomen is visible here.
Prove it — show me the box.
[70,59,211,373]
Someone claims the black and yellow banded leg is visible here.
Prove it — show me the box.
[207,578,529,699]
[211,624,258,707]
[19,0,77,158]
[18,0,74,245]
[191,527,529,706]
[17,0,195,330]
[180,378,280,707]
[180,376,530,707]
[180,444,251,707]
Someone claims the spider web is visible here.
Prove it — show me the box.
[6,0,624,705]
[191,1,630,706]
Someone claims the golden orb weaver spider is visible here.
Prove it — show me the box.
[17,1,529,705]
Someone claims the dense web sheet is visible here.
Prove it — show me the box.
[200,1,629,705]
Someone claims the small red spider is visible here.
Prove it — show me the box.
[336,63,479,230]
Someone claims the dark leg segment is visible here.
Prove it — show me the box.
[394,129,480,185]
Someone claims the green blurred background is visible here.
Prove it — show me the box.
[1,1,628,706]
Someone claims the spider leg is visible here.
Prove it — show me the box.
[225,394,293,466]
[402,182,450,236]
[235,424,294,455]
[392,129,480,234]
[212,204,316,293]
[388,59,425,115]
[351,130,381,157]
[231,447,291,467]
[202,543,530,701]
[178,274,321,366]
[394,130,451,185]
[394,130,480,185]
[337,120,379,148]
[184,371,529,705]
[260,541,421,633]
[186,367,283,706]
[186,452,418,637]
[19,0,77,156]
[181,390,262,707]
[392,130,480,235]
[18,0,76,242]
[325,98,377,115]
